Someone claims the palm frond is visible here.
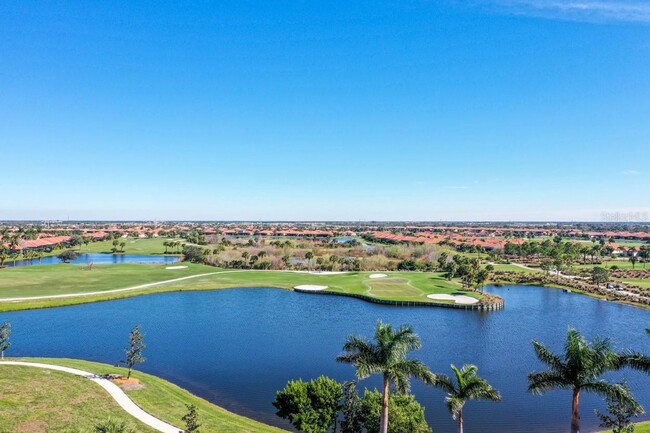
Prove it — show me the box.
[582,380,637,406]
[430,374,456,394]
[617,351,650,374]
[445,396,464,419]
[532,340,566,373]
[528,371,571,394]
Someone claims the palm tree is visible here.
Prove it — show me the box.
[528,328,650,433]
[431,364,501,433]
[336,321,435,433]
[305,251,314,269]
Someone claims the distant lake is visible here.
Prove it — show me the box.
[334,236,377,251]
[9,253,180,267]
[2,285,649,432]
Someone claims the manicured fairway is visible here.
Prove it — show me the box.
[1,358,288,433]
[0,264,481,311]
[0,263,214,298]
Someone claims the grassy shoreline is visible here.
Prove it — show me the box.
[0,264,489,312]
[1,262,646,313]
[0,357,288,433]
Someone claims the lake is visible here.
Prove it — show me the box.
[1,285,649,432]
[8,253,180,267]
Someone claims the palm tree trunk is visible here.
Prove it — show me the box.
[571,388,580,433]
[380,376,389,433]
[458,409,464,433]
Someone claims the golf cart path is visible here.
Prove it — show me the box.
[501,262,584,280]
[0,361,180,433]
[0,271,228,302]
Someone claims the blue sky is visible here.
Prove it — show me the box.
[1,0,648,221]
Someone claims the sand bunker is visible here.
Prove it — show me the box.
[369,274,388,279]
[294,285,329,291]
[166,265,188,270]
[427,294,479,305]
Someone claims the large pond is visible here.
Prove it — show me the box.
[1,285,649,433]
[8,253,180,267]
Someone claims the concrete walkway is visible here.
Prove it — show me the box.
[0,361,181,433]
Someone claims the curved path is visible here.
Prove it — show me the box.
[0,361,181,433]
[0,269,339,303]
[0,269,348,303]
[0,272,222,302]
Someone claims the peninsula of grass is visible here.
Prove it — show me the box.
[3,237,185,264]
[81,237,184,255]
[0,263,486,312]
[0,358,288,433]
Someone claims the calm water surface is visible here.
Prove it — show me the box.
[9,253,180,267]
[2,285,649,433]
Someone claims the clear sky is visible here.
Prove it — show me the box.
[1,1,649,221]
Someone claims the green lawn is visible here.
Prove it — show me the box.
[491,264,541,274]
[0,262,214,298]
[4,237,184,264]
[2,358,288,433]
[601,421,650,433]
[635,422,650,433]
[575,260,649,270]
[80,237,183,255]
[0,363,158,433]
[615,278,650,290]
[0,264,480,311]
[153,270,473,302]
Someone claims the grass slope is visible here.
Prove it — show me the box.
[601,421,650,433]
[15,358,288,433]
[0,363,158,433]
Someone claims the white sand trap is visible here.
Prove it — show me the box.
[294,285,329,291]
[427,294,479,305]
[369,273,388,279]
[165,265,188,270]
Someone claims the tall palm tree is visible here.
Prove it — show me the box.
[432,364,501,433]
[528,328,650,433]
[336,321,435,433]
